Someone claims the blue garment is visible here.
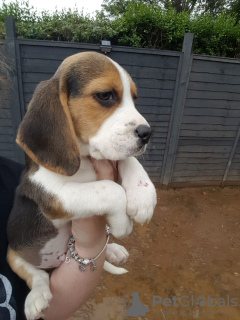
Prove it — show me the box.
[0,156,28,320]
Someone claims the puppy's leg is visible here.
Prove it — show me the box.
[106,243,129,265]
[7,247,52,320]
[31,172,133,239]
[118,157,157,224]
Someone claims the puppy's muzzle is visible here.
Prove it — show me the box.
[135,125,152,145]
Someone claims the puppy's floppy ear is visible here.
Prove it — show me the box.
[16,78,80,176]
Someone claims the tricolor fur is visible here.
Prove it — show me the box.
[7,52,157,320]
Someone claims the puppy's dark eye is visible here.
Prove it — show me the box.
[94,90,118,108]
[96,92,113,101]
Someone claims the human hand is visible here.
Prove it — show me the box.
[45,159,117,320]
[90,157,118,181]
[72,158,118,246]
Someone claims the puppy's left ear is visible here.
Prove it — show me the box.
[16,77,80,176]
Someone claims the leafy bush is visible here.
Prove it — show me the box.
[1,0,240,58]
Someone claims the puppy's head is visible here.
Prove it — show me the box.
[17,52,151,175]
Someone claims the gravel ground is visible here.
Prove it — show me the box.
[72,187,240,320]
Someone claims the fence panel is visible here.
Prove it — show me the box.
[2,17,240,187]
[171,56,240,187]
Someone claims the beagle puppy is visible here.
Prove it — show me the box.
[7,52,157,320]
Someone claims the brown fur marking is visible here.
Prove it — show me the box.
[68,69,123,142]
[7,247,33,289]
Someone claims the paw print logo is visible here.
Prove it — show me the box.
[196,296,206,307]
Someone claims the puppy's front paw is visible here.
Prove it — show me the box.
[25,285,52,320]
[110,216,133,239]
[126,179,157,225]
[106,243,129,264]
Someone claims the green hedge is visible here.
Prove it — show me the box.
[1,0,240,57]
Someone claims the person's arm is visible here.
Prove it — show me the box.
[44,159,116,320]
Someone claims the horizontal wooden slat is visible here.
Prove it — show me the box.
[181,124,239,131]
[137,106,171,115]
[185,99,240,110]
[233,154,240,158]
[170,180,222,187]
[143,172,160,177]
[228,163,240,169]
[173,170,224,177]
[138,89,174,99]
[174,163,226,171]
[21,58,62,73]
[0,119,12,127]
[0,109,11,119]
[22,72,53,82]
[20,45,81,60]
[175,157,228,164]
[145,149,165,155]
[0,135,14,143]
[142,114,170,122]
[136,79,175,90]
[123,66,177,80]
[180,130,237,138]
[224,180,240,185]
[225,175,240,181]
[184,107,240,118]
[172,175,223,182]
[126,97,172,107]
[192,59,240,76]
[0,101,11,109]
[0,127,13,134]
[177,152,229,158]
[144,166,161,173]
[140,154,164,161]
[182,116,240,126]
[187,90,240,101]
[151,133,168,139]
[178,139,233,147]
[234,145,240,153]
[188,81,240,94]
[178,145,231,153]
[190,72,240,85]
[23,83,38,93]
[108,52,180,69]
[0,143,14,151]
[0,150,15,158]
[139,160,163,166]
[147,144,165,150]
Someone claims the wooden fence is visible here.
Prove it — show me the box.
[1,17,240,188]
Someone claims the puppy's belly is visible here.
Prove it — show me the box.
[38,222,71,269]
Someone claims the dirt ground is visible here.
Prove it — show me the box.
[71,187,240,320]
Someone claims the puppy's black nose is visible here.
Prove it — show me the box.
[135,125,152,144]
